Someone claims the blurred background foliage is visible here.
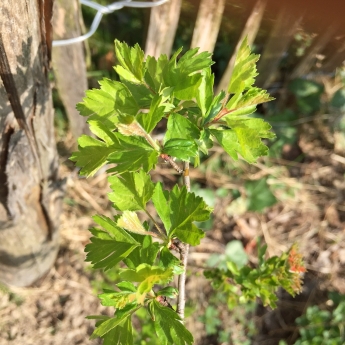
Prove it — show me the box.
[38,0,345,344]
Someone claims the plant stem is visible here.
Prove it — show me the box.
[160,154,183,174]
[176,161,191,320]
[183,161,191,192]
[145,209,167,239]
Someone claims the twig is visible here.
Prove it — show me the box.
[160,154,183,174]
[145,209,167,239]
[176,161,191,320]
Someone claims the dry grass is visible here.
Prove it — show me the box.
[1,113,345,344]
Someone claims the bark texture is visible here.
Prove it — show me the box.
[0,0,63,287]
[190,0,225,53]
[52,0,89,139]
[145,0,182,57]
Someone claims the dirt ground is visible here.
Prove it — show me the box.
[1,113,345,344]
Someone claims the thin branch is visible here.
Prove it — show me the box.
[176,161,191,320]
[183,161,191,192]
[145,209,167,239]
[160,154,183,174]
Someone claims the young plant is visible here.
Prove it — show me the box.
[279,292,345,345]
[71,38,304,344]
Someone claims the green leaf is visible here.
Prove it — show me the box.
[173,74,203,100]
[152,185,211,246]
[159,247,182,271]
[173,223,206,246]
[70,115,121,177]
[117,211,148,235]
[245,178,277,212]
[87,118,118,145]
[162,139,198,160]
[102,317,133,345]
[149,299,194,345]
[91,303,138,339]
[152,185,212,246]
[196,129,214,156]
[136,94,166,133]
[117,281,137,292]
[200,306,221,335]
[227,37,259,94]
[152,183,171,232]
[120,263,173,283]
[196,68,214,116]
[85,215,140,270]
[168,185,212,245]
[114,40,145,84]
[99,289,137,309]
[108,170,154,211]
[210,117,275,163]
[288,78,324,98]
[288,79,324,114]
[117,118,152,138]
[178,48,213,73]
[225,240,248,268]
[121,80,153,109]
[202,91,225,125]
[145,54,169,92]
[120,264,174,304]
[107,133,159,174]
[70,135,115,177]
[156,286,178,298]
[163,48,214,101]
[164,113,200,144]
[77,78,139,119]
[331,87,345,111]
[124,234,160,269]
[226,87,274,116]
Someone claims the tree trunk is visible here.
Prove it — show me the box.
[52,0,90,139]
[217,0,266,93]
[0,0,63,287]
[256,3,301,88]
[145,0,182,57]
[190,0,225,53]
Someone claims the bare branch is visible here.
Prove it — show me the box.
[176,161,191,320]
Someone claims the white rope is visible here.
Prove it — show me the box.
[52,0,168,47]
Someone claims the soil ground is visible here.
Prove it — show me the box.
[1,112,345,345]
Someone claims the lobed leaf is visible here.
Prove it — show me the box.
[108,170,154,211]
[107,133,159,174]
[164,113,200,144]
[101,317,133,345]
[120,263,174,304]
[136,94,166,133]
[85,215,140,270]
[152,183,171,232]
[152,184,212,245]
[117,211,148,235]
[70,135,116,177]
[124,234,161,269]
[210,117,275,163]
[163,47,214,101]
[162,138,198,161]
[144,54,169,92]
[99,289,137,309]
[77,78,139,119]
[114,40,145,84]
[196,68,214,116]
[226,87,274,112]
[148,300,193,345]
[227,37,259,94]
[90,303,138,339]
